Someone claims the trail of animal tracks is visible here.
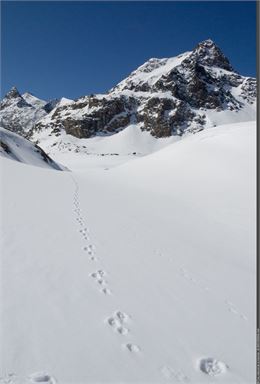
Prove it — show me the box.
[0,122,256,383]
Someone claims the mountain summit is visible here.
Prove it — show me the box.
[191,39,233,71]
[4,86,21,99]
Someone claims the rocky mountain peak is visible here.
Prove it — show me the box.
[0,87,62,136]
[0,86,27,110]
[190,39,233,71]
[5,86,21,99]
[0,86,48,135]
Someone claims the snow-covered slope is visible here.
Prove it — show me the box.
[22,92,47,109]
[31,123,181,171]
[0,127,65,170]
[0,121,256,383]
[111,51,192,92]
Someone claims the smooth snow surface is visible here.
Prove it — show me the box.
[0,121,256,383]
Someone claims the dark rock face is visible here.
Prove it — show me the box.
[1,40,257,140]
[34,95,137,138]
[44,99,60,113]
[240,77,257,103]
[0,140,12,154]
[137,98,196,137]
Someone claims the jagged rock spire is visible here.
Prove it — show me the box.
[191,39,233,71]
[0,87,24,110]
[4,86,21,99]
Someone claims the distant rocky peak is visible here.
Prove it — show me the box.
[0,86,28,110]
[4,86,22,100]
[190,39,233,71]
[0,86,48,135]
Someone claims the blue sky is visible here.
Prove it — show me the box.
[1,1,256,101]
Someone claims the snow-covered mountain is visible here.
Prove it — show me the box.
[0,40,256,163]
[0,87,59,136]
[31,39,255,142]
[0,127,64,170]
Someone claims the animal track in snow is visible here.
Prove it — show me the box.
[79,228,89,241]
[90,269,105,278]
[28,372,57,383]
[101,287,112,295]
[72,178,97,262]
[0,372,58,384]
[198,357,228,376]
[90,270,107,286]
[124,343,141,353]
[107,311,130,335]
[83,244,96,255]
[225,300,248,321]
[80,227,89,234]
[179,268,209,292]
[160,365,189,382]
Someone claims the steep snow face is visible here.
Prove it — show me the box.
[111,51,192,92]
[22,92,46,109]
[57,97,73,107]
[0,127,65,170]
[0,121,256,383]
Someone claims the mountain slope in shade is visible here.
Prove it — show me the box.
[0,127,65,170]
